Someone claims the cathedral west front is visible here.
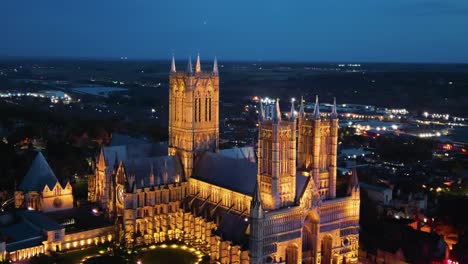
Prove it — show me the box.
[88,54,360,264]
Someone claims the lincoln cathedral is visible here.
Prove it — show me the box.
[87,54,361,264]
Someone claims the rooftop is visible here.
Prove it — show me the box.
[102,142,167,168]
[45,207,112,233]
[18,152,60,192]
[360,182,392,192]
[192,152,258,196]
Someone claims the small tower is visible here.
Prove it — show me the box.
[311,95,321,185]
[170,54,176,74]
[149,164,155,186]
[347,168,360,196]
[299,96,305,119]
[168,54,219,178]
[330,97,338,119]
[195,53,202,74]
[313,95,320,120]
[329,97,339,198]
[212,56,218,75]
[249,180,264,264]
[289,98,296,121]
[187,56,193,75]
[272,98,281,122]
[259,100,265,122]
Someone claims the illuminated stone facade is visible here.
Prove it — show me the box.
[89,55,360,264]
[168,54,219,178]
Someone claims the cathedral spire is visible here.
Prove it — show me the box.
[273,98,281,122]
[149,164,155,186]
[98,146,106,167]
[156,171,161,186]
[347,168,360,195]
[170,54,176,73]
[128,174,136,192]
[213,56,218,75]
[290,98,296,121]
[299,96,305,118]
[250,179,263,218]
[313,95,320,120]
[259,100,265,122]
[331,97,338,119]
[113,152,119,174]
[195,53,201,73]
[187,56,193,75]
[252,180,262,206]
[163,159,169,184]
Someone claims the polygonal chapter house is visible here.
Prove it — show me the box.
[15,152,73,212]
[88,54,360,264]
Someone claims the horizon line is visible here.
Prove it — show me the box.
[1,55,468,65]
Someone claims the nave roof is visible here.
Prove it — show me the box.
[122,155,183,188]
[192,152,258,196]
[102,142,167,168]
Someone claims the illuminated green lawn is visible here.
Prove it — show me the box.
[59,247,100,263]
[138,248,197,264]
[59,244,207,264]
[83,255,126,264]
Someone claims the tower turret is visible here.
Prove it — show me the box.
[312,96,321,185]
[273,98,281,123]
[313,95,320,120]
[250,180,264,218]
[249,180,264,264]
[347,168,360,196]
[290,98,296,121]
[170,54,176,73]
[259,100,265,122]
[330,97,338,119]
[195,53,201,73]
[149,164,155,186]
[187,56,193,75]
[299,96,305,119]
[212,56,218,75]
[329,97,339,198]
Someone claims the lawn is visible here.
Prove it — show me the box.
[58,247,101,263]
[83,255,126,264]
[139,248,197,264]
[55,244,207,264]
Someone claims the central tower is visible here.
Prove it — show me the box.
[168,54,219,178]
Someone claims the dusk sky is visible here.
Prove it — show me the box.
[2,0,468,63]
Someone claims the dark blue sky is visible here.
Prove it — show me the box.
[1,0,468,63]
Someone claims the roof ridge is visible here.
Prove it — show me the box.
[19,152,59,192]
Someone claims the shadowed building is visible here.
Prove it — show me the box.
[1,152,114,262]
[89,55,360,264]
[14,152,74,212]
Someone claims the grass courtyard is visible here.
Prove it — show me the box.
[58,247,101,263]
[138,247,198,264]
[58,244,207,264]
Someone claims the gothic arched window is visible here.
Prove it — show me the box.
[195,92,202,122]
